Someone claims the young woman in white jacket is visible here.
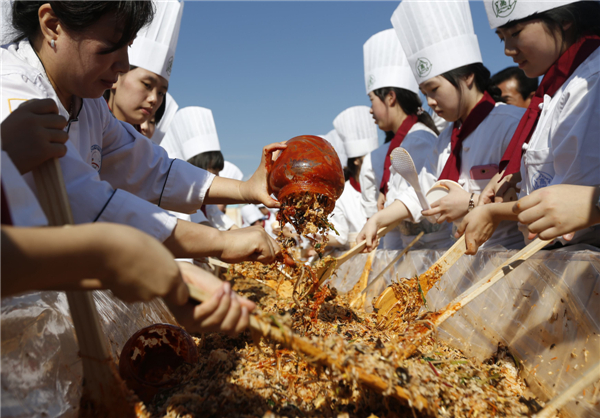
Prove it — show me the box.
[2,1,281,264]
[458,1,600,253]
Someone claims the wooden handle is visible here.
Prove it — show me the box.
[32,159,133,414]
[419,234,466,294]
[533,361,600,418]
[185,283,428,409]
[336,220,401,267]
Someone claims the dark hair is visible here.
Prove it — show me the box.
[11,1,154,53]
[441,63,503,103]
[187,151,225,172]
[384,131,395,144]
[373,87,439,136]
[343,156,362,182]
[499,2,600,41]
[490,66,538,101]
[154,93,166,124]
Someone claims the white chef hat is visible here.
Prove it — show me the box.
[161,106,221,161]
[220,160,245,181]
[391,0,482,85]
[151,92,178,145]
[333,106,379,159]
[241,204,266,227]
[319,129,348,168]
[363,29,419,95]
[1,1,13,45]
[129,0,184,82]
[485,0,581,29]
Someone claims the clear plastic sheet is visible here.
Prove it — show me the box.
[328,245,600,417]
[1,291,177,418]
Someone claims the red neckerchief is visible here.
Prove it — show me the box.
[499,34,600,178]
[1,183,13,225]
[350,177,361,193]
[438,91,496,182]
[379,114,419,194]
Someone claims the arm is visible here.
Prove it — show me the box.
[513,184,600,241]
[455,202,518,254]
[359,153,379,218]
[421,181,477,223]
[356,200,412,252]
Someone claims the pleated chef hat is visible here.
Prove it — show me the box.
[220,161,245,181]
[333,106,379,159]
[161,107,220,161]
[485,0,581,29]
[129,0,184,81]
[363,29,419,95]
[241,204,266,227]
[151,92,179,145]
[319,129,348,168]
[391,0,482,85]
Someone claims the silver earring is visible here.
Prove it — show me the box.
[50,39,55,48]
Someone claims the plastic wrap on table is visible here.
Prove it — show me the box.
[326,245,600,418]
[1,290,177,418]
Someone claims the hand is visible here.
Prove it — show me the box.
[1,98,69,174]
[377,192,386,211]
[455,205,500,255]
[478,172,520,206]
[356,217,380,253]
[99,224,189,305]
[512,184,600,241]
[168,262,256,335]
[239,142,287,208]
[217,226,280,264]
[421,181,472,223]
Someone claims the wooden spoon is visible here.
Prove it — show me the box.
[373,235,466,321]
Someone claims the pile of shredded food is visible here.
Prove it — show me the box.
[277,192,337,257]
[137,268,545,418]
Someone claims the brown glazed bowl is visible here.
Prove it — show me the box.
[267,135,345,203]
[118,324,199,402]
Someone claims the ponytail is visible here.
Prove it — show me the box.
[373,87,439,136]
[441,63,502,103]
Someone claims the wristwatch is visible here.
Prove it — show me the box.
[467,193,476,213]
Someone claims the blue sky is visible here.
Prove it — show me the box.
[168,1,516,178]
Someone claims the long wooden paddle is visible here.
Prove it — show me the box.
[393,238,550,361]
[374,235,466,319]
[186,283,428,410]
[314,220,402,289]
[33,159,136,416]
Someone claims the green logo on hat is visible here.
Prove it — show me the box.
[493,0,517,18]
[416,58,432,78]
[367,75,376,90]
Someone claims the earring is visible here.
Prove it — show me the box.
[50,39,55,48]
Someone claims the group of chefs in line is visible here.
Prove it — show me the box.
[1,0,600,364]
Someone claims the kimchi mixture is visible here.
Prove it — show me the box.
[136,267,544,418]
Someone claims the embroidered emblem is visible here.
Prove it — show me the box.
[91,144,102,171]
[532,171,553,190]
[416,58,432,78]
[367,75,376,91]
[493,0,517,18]
[166,56,174,76]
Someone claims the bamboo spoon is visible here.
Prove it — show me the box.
[374,235,466,320]
[347,248,378,309]
[186,283,429,410]
[313,220,402,290]
[32,159,136,417]
[353,231,424,309]
[393,238,550,361]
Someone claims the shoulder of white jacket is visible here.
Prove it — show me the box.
[489,102,526,121]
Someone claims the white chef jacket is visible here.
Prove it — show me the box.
[1,151,47,227]
[1,40,215,242]
[190,205,236,231]
[395,104,526,250]
[263,208,279,239]
[359,144,388,218]
[385,122,453,250]
[329,181,368,247]
[517,47,600,246]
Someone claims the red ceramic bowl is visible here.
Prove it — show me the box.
[267,135,345,203]
[119,324,199,402]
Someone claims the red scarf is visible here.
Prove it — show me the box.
[379,114,419,194]
[499,34,600,178]
[350,177,361,193]
[438,91,496,182]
